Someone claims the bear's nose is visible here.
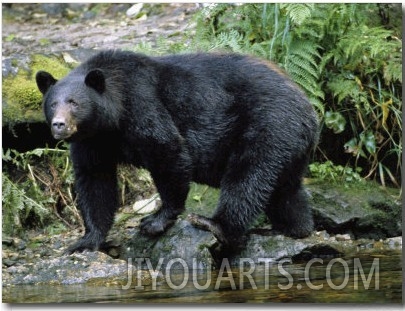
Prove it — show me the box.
[52,120,66,131]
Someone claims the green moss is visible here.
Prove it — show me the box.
[2,54,74,126]
[307,178,400,200]
[30,54,72,79]
[11,58,18,67]
[261,237,279,252]
[3,74,42,109]
[39,38,51,47]
[184,183,220,216]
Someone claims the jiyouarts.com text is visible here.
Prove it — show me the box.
[122,257,379,291]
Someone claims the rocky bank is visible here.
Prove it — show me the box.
[2,180,402,286]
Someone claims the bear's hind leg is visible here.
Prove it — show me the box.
[266,181,313,238]
[139,151,192,237]
[189,160,274,254]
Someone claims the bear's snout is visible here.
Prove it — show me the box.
[51,115,77,140]
[52,118,66,131]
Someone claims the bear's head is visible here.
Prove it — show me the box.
[36,69,109,141]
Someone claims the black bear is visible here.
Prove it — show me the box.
[36,50,318,254]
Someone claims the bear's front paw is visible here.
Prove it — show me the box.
[139,212,176,236]
[64,231,104,255]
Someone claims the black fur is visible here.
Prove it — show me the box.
[36,50,319,254]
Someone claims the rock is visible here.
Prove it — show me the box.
[315,230,330,240]
[308,182,402,239]
[2,54,31,77]
[384,236,402,249]
[15,239,27,250]
[123,220,214,269]
[2,251,130,286]
[335,234,351,241]
[236,233,315,265]
[3,259,17,268]
[3,4,196,56]
[126,3,144,17]
[82,10,96,20]
[123,219,350,269]
[40,4,68,16]
[133,195,159,214]
[3,183,402,286]
[2,237,13,246]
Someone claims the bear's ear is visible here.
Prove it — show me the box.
[85,69,105,94]
[36,71,57,95]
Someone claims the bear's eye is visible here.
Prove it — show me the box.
[50,102,57,109]
[68,99,78,108]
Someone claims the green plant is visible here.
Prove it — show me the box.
[2,144,78,235]
[309,161,363,184]
[323,23,402,187]
[118,167,155,205]
[2,174,52,235]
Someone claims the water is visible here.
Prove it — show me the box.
[3,249,402,303]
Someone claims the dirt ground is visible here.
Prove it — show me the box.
[2,3,198,56]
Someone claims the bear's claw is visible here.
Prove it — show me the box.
[187,213,228,245]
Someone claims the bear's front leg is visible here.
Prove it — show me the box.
[65,169,118,254]
[65,142,118,254]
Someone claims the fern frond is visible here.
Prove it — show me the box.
[327,78,362,104]
[339,26,399,61]
[280,3,314,26]
[308,97,325,116]
[291,72,324,100]
[2,174,24,211]
[210,29,246,53]
[250,42,269,58]
[292,44,321,67]
[383,49,402,85]
[383,53,402,84]
[287,56,319,80]
[2,173,52,234]
[284,40,324,102]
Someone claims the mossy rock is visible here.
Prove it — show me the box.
[2,53,75,126]
[123,220,214,269]
[307,180,402,239]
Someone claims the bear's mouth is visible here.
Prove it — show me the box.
[52,132,71,140]
[51,125,77,140]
